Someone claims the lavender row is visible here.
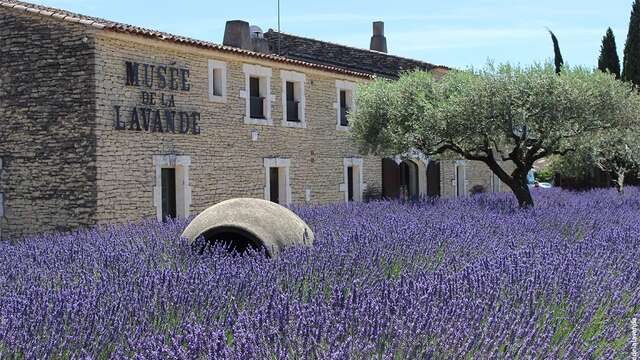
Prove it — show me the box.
[1,188,639,358]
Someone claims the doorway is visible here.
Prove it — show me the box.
[161,168,177,221]
[399,160,419,199]
[455,161,466,197]
[347,166,354,201]
[426,161,441,197]
[269,167,280,204]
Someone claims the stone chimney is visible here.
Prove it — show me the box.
[223,20,251,50]
[250,25,270,54]
[223,21,270,53]
[370,21,387,53]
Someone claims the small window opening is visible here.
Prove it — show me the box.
[250,77,265,119]
[212,68,222,96]
[286,81,300,122]
[339,90,350,126]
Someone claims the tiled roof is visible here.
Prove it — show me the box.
[0,0,374,79]
[264,30,449,79]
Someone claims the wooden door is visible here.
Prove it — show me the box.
[382,158,401,199]
[161,168,177,221]
[269,167,280,204]
[347,166,354,201]
[427,161,441,197]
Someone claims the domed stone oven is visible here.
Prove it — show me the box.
[182,198,314,257]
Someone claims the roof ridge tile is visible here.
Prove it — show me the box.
[266,29,448,70]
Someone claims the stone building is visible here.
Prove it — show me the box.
[0,0,504,240]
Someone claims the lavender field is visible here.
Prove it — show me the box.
[1,189,639,359]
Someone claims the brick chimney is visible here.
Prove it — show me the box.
[370,21,387,53]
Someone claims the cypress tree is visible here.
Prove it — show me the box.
[623,0,640,85]
[598,28,621,79]
[548,30,564,74]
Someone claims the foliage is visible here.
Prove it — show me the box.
[350,63,640,207]
[1,190,640,358]
[534,165,555,183]
[598,28,621,79]
[547,153,593,180]
[623,0,640,85]
[548,30,565,74]
[563,129,640,192]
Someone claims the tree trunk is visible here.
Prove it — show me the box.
[511,183,534,208]
[615,172,625,193]
[481,157,535,208]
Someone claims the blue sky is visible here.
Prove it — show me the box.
[33,0,633,69]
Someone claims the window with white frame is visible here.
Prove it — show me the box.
[264,158,291,205]
[453,160,468,197]
[335,80,356,131]
[153,155,192,221]
[342,158,363,202]
[208,60,227,102]
[280,70,306,128]
[241,64,273,125]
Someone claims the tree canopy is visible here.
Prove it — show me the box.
[350,63,640,207]
[554,128,640,192]
[623,0,640,85]
[598,28,621,79]
[548,30,564,74]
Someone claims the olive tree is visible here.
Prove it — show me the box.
[350,63,640,207]
[562,129,640,193]
[590,131,640,192]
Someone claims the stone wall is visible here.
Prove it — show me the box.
[93,32,382,224]
[0,6,513,239]
[440,159,515,197]
[0,8,97,240]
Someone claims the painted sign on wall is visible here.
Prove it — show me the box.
[113,61,201,135]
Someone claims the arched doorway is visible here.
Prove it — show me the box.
[383,158,427,200]
[400,160,420,199]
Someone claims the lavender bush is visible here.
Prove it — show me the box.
[1,188,639,359]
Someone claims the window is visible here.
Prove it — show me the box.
[242,64,273,125]
[286,82,298,121]
[342,158,363,202]
[280,70,306,128]
[249,77,264,119]
[264,158,291,205]
[340,91,348,126]
[335,80,356,131]
[153,155,192,221]
[208,60,227,102]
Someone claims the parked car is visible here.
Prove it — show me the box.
[528,170,553,189]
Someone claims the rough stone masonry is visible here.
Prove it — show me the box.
[0,1,504,240]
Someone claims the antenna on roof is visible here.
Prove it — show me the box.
[277,0,281,55]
